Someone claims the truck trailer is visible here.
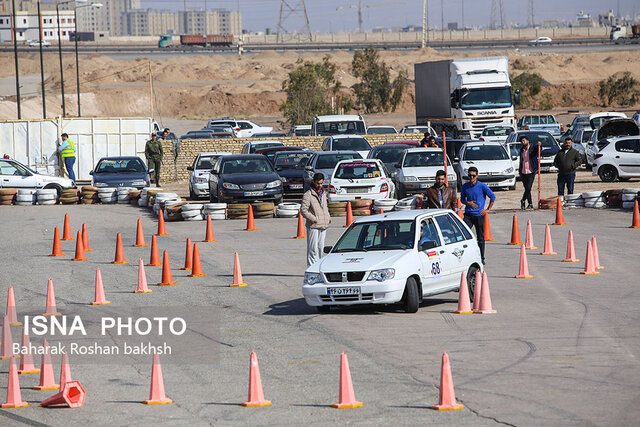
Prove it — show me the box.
[158,34,233,48]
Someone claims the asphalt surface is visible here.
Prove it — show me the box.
[0,204,639,425]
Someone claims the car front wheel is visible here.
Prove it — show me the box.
[466,264,480,301]
[403,277,419,313]
[598,165,618,182]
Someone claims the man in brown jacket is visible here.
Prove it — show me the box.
[420,170,457,210]
[301,172,331,267]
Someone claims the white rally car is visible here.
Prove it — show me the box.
[328,158,395,202]
[302,210,483,313]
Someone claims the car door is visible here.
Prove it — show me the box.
[0,160,38,189]
[417,217,447,293]
[433,214,471,288]
[615,139,640,176]
[208,159,221,197]
[237,121,254,138]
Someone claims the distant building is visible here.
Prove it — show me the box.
[0,10,75,42]
[597,10,614,27]
[63,0,140,36]
[542,20,559,28]
[125,9,181,36]
[125,8,241,36]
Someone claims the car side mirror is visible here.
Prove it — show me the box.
[305,165,313,171]
[419,240,438,251]
[187,166,193,171]
[323,246,333,254]
[514,89,521,106]
[89,170,93,175]
[394,163,401,168]
[512,156,518,161]
[454,157,460,162]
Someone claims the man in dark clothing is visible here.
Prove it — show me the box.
[419,134,438,147]
[553,137,582,195]
[461,166,495,264]
[518,136,541,210]
[145,133,163,186]
[421,170,457,210]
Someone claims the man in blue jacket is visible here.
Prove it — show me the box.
[461,166,495,264]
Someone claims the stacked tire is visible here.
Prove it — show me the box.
[328,201,347,217]
[622,188,640,209]
[60,189,80,205]
[16,189,36,205]
[604,190,623,208]
[81,186,99,204]
[394,196,418,211]
[117,188,135,204]
[203,203,226,220]
[138,188,150,207]
[373,199,397,214]
[351,199,372,216]
[181,204,204,221]
[582,191,606,208]
[37,188,58,205]
[98,188,118,204]
[564,193,584,208]
[145,189,164,208]
[128,190,141,205]
[154,193,180,216]
[538,196,559,210]
[0,188,17,205]
[227,203,249,219]
[165,202,186,221]
[252,202,274,218]
[276,202,300,218]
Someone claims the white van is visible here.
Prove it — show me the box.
[312,114,366,136]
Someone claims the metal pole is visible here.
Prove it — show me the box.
[56,3,66,117]
[38,0,46,118]
[440,0,444,41]
[442,131,448,187]
[421,0,427,48]
[204,0,207,48]
[11,0,21,119]
[537,144,541,208]
[74,4,80,116]
[148,61,153,119]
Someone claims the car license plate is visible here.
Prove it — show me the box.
[420,183,429,188]
[327,287,360,296]
[244,191,264,197]
[347,188,368,193]
[288,184,303,189]
[487,182,500,187]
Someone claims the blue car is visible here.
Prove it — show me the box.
[90,156,151,189]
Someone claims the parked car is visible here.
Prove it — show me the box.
[273,150,315,197]
[240,140,284,154]
[180,130,233,140]
[320,135,372,158]
[312,114,366,136]
[287,125,311,137]
[251,131,287,138]
[367,144,414,175]
[367,126,397,135]
[399,125,437,137]
[385,140,421,146]
[505,131,560,171]
[202,124,237,137]
[567,114,590,133]
[393,147,457,198]
[302,210,483,313]
[506,142,522,178]
[208,154,283,204]
[303,151,362,191]
[328,159,395,202]
[517,115,563,137]
[256,145,306,165]
[529,36,552,44]
[586,117,638,167]
[206,118,272,138]
[633,112,640,127]
[0,158,74,194]
[479,125,514,144]
[593,136,640,182]
[454,142,515,190]
[90,156,150,189]
[568,127,593,165]
[28,40,51,47]
[187,151,232,199]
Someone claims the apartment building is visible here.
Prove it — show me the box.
[0,10,74,42]
[65,0,140,36]
[125,9,181,36]
[126,8,241,37]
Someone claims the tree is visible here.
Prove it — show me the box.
[598,72,639,107]
[351,46,406,113]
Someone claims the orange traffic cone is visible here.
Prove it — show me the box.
[475,272,496,314]
[71,230,88,261]
[229,252,247,287]
[553,197,567,225]
[43,278,61,317]
[188,243,207,277]
[344,201,354,228]
[49,226,65,257]
[484,213,495,241]
[157,250,177,286]
[241,350,271,407]
[203,214,217,242]
[453,272,472,314]
[156,208,169,236]
[0,315,14,359]
[91,269,111,305]
[471,270,482,313]
[563,230,579,262]
[82,223,93,252]
[147,234,161,267]
[40,380,85,408]
[33,339,59,390]
[2,358,29,408]
[456,198,464,219]
[379,208,384,214]
[294,212,307,239]
[59,352,72,386]
[181,238,193,270]
[6,284,21,326]
[524,219,537,250]
[18,328,40,375]
[133,218,148,247]
[508,215,523,245]
[142,353,172,404]
[630,200,640,228]
[431,352,464,411]
[112,232,128,264]
[581,241,600,275]
[135,258,152,293]
[245,205,258,231]
[591,236,604,270]
[515,244,534,279]
[62,213,73,241]
[540,224,557,255]
[332,351,362,409]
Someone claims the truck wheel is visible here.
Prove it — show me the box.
[466,264,480,301]
[403,277,419,313]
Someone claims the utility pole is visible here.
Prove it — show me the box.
[204,0,208,48]
[56,3,66,117]
[421,0,427,48]
[11,0,21,119]
[357,0,362,33]
[527,0,534,28]
[276,0,311,43]
[38,0,46,118]
[440,0,444,41]
[461,0,464,30]
[148,61,153,120]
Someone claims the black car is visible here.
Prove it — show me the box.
[367,144,414,175]
[251,132,287,138]
[208,154,283,204]
[273,150,314,197]
[90,156,150,189]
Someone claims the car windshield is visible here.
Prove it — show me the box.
[96,159,145,173]
[185,132,211,139]
[221,158,273,174]
[316,121,366,136]
[522,116,556,125]
[195,156,218,170]
[463,145,508,161]
[250,142,283,153]
[292,128,311,136]
[334,162,382,179]
[482,126,514,137]
[371,146,410,164]
[274,152,312,169]
[509,143,521,157]
[211,133,233,139]
[316,153,360,169]
[519,132,558,148]
[333,220,416,252]
[581,130,593,143]
[332,137,372,151]
[368,127,396,135]
[460,87,512,109]
[403,151,450,167]
[208,126,233,133]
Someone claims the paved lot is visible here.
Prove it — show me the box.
[1,204,639,425]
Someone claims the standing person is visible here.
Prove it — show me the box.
[145,133,163,187]
[518,136,541,210]
[300,173,331,267]
[553,137,581,196]
[422,170,457,210]
[460,166,495,265]
[56,133,76,182]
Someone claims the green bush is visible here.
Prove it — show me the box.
[598,72,639,107]
[351,46,406,113]
[539,93,554,110]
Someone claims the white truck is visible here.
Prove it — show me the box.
[414,56,516,139]
[610,25,640,44]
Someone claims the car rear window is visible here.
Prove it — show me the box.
[196,156,218,170]
[367,127,396,135]
[335,162,382,179]
[221,158,273,174]
[275,152,312,168]
[519,133,557,148]
[316,153,360,169]
[249,142,283,153]
[403,151,449,167]
[96,159,145,173]
[316,121,366,136]
[463,145,508,161]
[332,138,372,151]
[482,127,513,137]
[371,146,410,164]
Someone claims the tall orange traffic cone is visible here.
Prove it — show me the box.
[344,201,354,228]
[524,219,537,250]
[630,200,640,228]
[515,244,534,279]
[508,215,523,245]
[332,351,362,409]
[82,223,92,252]
[294,211,307,239]
[431,352,464,411]
[453,272,472,314]
[33,339,59,390]
[0,314,14,359]
[43,278,61,317]
[40,380,85,408]
[61,213,73,241]
[484,213,495,241]
[142,353,172,404]
[71,230,88,261]
[456,198,464,219]
[156,208,169,236]
[203,214,217,242]
[6,284,21,326]
[49,226,65,257]
[112,232,128,264]
[471,270,482,313]
[135,258,152,293]
[553,197,567,225]
[147,234,161,267]
[2,358,29,408]
[157,250,177,286]
[592,236,604,270]
[563,230,579,262]
[18,328,40,374]
[180,238,193,270]
[241,350,271,407]
[475,272,496,314]
[245,205,258,231]
[229,252,247,287]
[581,241,600,275]
[59,352,71,386]
[133,218,148,247]
[540,224,557,255]
[188,243,207,277]
[90,269,111,305]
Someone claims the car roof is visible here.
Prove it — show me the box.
[315,115,362,121]
[374,144,414,149]
[513,130,553,136]
[384,140,420,145]
[97,156,143,161]
[292,125,311,129]
[273,149,314,155]
[461,141,504,147]
[329,134,367,140]
[405,147,443,153]
[353,209,451,223]
[255,146,305,154]
[368,125,395,128]
[336,158,382,165]
[589,112,626,120]
[249,140,283,145]
[196,151,232,156]
[220,154,270,160]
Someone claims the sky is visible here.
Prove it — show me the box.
[139,1,638,33]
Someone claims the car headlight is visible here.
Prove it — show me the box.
[502,167,514,174]
[367,268,395,282]
[95,182,108,187]
[222,182,240,190]
[402,176,417,182]
[266,180,282,188]
[304,272,323,285]
[131,179,146,186]
[195,177,208,183]
[280,177,287,183]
